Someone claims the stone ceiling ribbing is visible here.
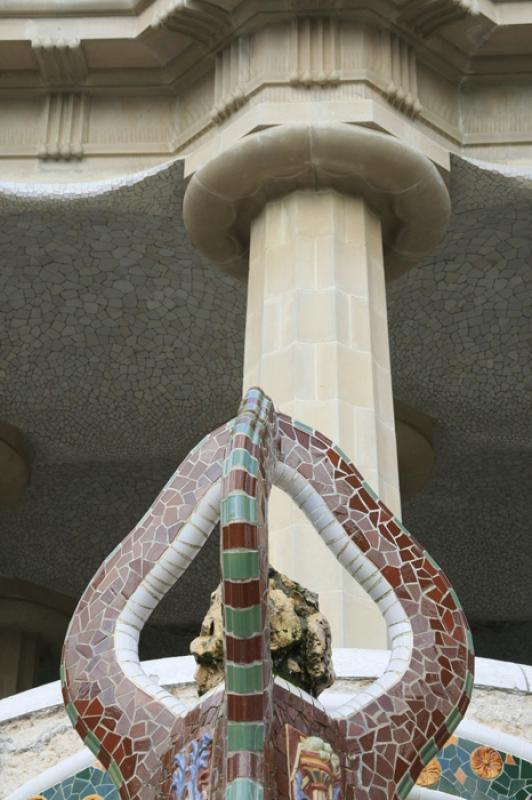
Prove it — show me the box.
[0,155,530,655]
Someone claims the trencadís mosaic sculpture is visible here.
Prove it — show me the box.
[61,388,474,800]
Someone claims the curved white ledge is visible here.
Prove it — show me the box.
[409,790,457,800]
[114,481,222,719]
[183,122,451,282]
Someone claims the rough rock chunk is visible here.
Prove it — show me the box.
[190,567,335,697]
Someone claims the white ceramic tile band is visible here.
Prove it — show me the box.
[114,481,221,717]
[409,788,457,800]
[275,460,413,719]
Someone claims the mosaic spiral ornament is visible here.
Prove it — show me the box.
[61,388,474,800]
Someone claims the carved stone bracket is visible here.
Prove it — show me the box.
[382,31,421,118]
[39,93,88,161]
[151,0,231,47]
[32,37,88,87]
[290,17,340,88]
[399,0,479,38]
[211,37,250,123]
[183,122,450,281]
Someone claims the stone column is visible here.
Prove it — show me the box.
[183,122,449,647]
[243,190,397,644]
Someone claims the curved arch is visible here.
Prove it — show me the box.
[61,421,232,799]
[274,413,474,798]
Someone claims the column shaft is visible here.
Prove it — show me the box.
[243,189,400,647]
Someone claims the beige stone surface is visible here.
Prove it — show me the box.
[2,5,532,176]
[466,689,532,741]
[0,705,81,797]
[243,189,403,648]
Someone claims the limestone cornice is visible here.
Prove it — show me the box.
[0,0,156,16]
[32,38,89,86]
[0,0,531,25]
[0,1,532,86]
[183,122,450,281]
[1,1,532,172]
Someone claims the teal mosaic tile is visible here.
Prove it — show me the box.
[39,764,119,800]
[417,736,532,800]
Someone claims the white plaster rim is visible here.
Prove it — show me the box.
[0,156,181,201]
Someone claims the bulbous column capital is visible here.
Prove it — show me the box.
[183,122,450,281]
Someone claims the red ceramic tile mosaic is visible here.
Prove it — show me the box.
[62,388,473,800]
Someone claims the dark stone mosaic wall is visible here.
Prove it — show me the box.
[0,155,530,673]
[387,157,532,662]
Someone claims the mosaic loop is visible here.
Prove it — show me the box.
[62,388,474,800]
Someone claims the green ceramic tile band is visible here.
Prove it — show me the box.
[397,773,414,800]
[226,662,263,693]
[66,701,78,725]
[225,778,264,800]
[107,759,124,788]
[223,448,259,477]
[221,493,257,525]
[227,722,265,752]
[84,729,101,757]
[420,737,439,765]
[292,419,313,435]
[224,604,262,637]
[222,550,260,580]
